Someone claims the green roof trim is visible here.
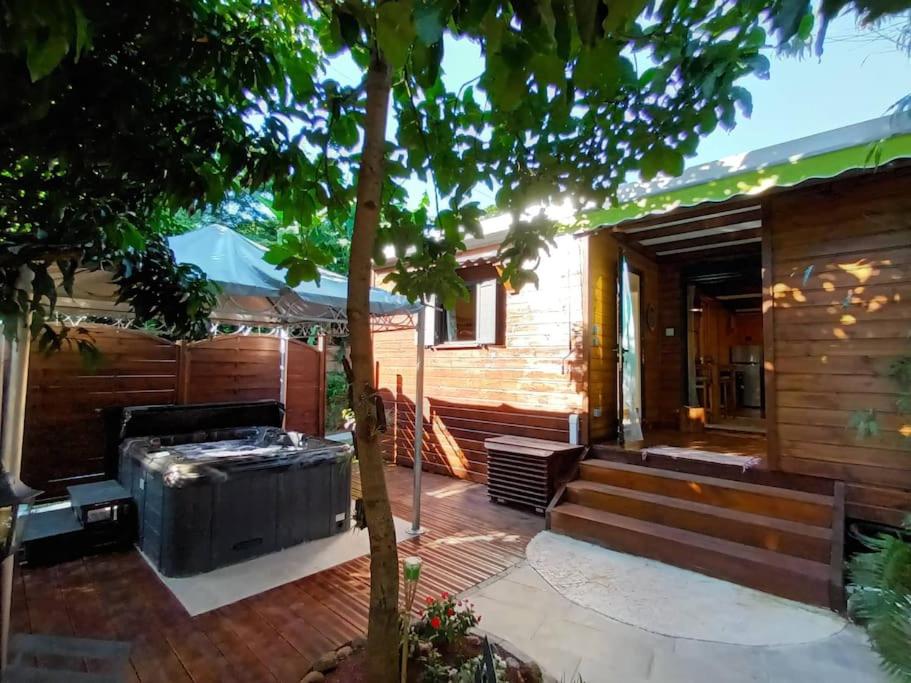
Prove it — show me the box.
[582,133,911,230]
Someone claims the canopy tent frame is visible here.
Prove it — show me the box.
[0,225,428,671]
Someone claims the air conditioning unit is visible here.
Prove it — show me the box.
[484,436,584,514]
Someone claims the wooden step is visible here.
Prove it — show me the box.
[549,503,831,607]
[579,459,833,526]
[565,480,831,562]
[590,445,834,495]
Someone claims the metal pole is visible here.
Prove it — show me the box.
[1,313,32,477]
[0,312,32,673]
[409,307,426,536]
[0,327,6,677]
[279,328,289,429]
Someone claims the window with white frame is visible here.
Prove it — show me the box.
[424,268,502,347]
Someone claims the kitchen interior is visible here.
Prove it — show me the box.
[686,259,765,435]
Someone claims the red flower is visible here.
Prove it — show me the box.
[447,609,455,617]
[430,616,442,630]
[441,592,449,599]
[425,596,434,605]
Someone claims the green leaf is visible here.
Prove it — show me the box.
[26,33,70,82]
[698,107,718,134]
[484,54,526,111]
[601,0,648,33]
[746,26,766,49]
[377,1,415,69]
[530,53,565,86]
[797,13,814,41]
[414,1,444,45]
[573,0,604,47]
[73,3,92,60]
[264,243,293,266]
[732,86,753,117]
[745,53,771,80]
[286,260,319,287]
[639,145,684,181]
[335,9,361,48]
[574,40,620,91]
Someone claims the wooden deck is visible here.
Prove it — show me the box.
[620,428,768,459]
[12,465,543,683]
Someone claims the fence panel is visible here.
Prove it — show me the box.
[22,326,179,499]
[21,330,327,499]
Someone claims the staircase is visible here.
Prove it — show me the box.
[546,457,844,610]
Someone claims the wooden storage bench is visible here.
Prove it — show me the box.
[484,435,584,514]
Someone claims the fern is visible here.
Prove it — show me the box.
[850,410,881,440]
[849,516,911,682]
[888,358,911,391]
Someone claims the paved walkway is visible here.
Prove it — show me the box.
[465,563,885,683]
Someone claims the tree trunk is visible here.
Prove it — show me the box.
[347,53,399,682]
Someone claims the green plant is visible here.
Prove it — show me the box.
[419,647,454,683]
[0,0,332,341]
[849,516,911,682]
[889,357,911,415]
[413,593,480,648]
[326,370,351,433]
[851,353,911,441]
[455,638,506,683]
[850,409,881,439]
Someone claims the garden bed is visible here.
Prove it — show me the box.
[307,593,545,683]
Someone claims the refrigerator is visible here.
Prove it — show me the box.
[732,345,762,409]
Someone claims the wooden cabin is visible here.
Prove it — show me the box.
[373,117,911,608]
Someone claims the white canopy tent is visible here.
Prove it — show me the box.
[55,224,414,329]
[0,224,430,667]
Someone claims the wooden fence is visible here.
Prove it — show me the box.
[21,326,326,499]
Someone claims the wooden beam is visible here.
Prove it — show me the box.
[613,198,762,234]
[762,198,780,471]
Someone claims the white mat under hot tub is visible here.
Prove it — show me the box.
[144,514,412,616]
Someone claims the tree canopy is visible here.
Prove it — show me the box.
[0,0,330,337]
[3,0,903,325]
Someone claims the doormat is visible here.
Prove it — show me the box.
[643,446,763,471]
[145,515,412,616]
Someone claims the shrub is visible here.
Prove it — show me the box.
[325,370,350,433]
[413,593,480,648]
[849,516,911,681]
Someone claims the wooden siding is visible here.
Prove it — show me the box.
[22,329,326,498]
[374,234,585,483]
[768,168,911,524]
[656,266,684,426]
[183,335,282,404]
[23,327,180,499]
[588,231,662,441]
[285,339,327,436]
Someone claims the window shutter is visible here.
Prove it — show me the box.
[423,295,437,346]
[475,279,498,344]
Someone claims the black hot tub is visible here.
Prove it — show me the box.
[116,401,352,577]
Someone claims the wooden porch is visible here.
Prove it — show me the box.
[11,465,543,683]
[616,428,767,460]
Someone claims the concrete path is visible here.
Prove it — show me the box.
[464,563,886,682]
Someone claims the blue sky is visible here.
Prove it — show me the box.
[325,12,910,205]
[689,14,911,164]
